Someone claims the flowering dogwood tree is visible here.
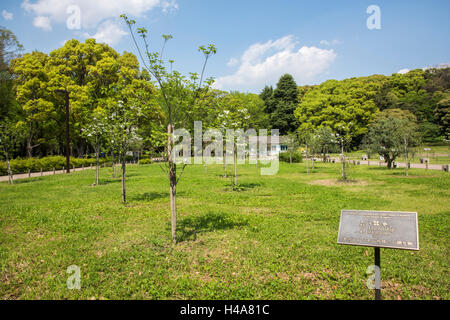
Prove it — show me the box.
[81,107,108,186]
[121,14,216,244]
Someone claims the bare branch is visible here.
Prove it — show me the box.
[176,163,187,185]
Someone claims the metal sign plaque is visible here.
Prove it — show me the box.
[337,210,419,250]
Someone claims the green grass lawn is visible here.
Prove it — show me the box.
[0,162,448,300]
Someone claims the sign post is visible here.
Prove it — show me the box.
[337,210,419,300]
[374,247,381,300]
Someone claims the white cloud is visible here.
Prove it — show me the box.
[214,35,336,92]
[320,39,342,46]
[2,10,14,20]
[21,0,177,29]
[83,20,127,46]
[161,0,179,14]
[21,0,178,44]
[33,16,52,31]
[397,68,410,74]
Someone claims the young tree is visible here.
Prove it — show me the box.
[335,123,353,182]
[105,97,139,203]
[399,118,421,176]
[314,126,336,162]
[121,15,216,244]
[81,108,108,186]
[286,131,300,164]
[216,92,251,188]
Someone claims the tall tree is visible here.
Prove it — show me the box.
[0,27,23,164]
[270,74,299,134]
[11,51,55,157]
[259,85,275,114]
[47,39,123,157]
[0,27,23,125]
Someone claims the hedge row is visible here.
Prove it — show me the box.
[0,156,110,176]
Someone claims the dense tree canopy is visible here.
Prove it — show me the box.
[294,75,386,147]
[1,24,449,164]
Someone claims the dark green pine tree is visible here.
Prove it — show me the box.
[259,85,276,114]
[270,74,299,134]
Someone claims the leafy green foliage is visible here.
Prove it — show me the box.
[279,151,302,163]
[295,75,385,146]
[364,109,420,168]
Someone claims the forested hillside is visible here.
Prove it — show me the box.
[262,68,449,147]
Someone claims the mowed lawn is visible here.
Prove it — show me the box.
[0,162,448,300]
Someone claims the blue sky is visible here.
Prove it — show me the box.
[1,0,449,93]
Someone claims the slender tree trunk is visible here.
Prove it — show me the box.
[234,142,237,187]
[112,152,116,178]
[26,138,33,158]
[404,137,409,177]
[6,153,13,185]
[306,144,309,174]
[122,151,126,203]
[168,123,177,244]
[341,143,347,181]
[95,148,100,185]
[223,146,227,178]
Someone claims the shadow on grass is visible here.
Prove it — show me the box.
[9,177,43,184]
[98,179,121,185]
[176,212,249,242]
[216,174,245,179]
[224,181,263,191]
[130,191,186,202]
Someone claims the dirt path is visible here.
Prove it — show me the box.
[0,166,96,182]
[328,158,447,171]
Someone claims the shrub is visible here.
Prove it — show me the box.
[139,158,153,165]
[0,162,7,175]
[279,152,302,163]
